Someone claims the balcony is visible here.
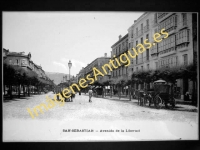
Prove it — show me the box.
[159,47,176,58]
[165,26,176,35]
[176,43,189,52]
[157,13,168,20]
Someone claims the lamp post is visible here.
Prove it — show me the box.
[68,60,72,84]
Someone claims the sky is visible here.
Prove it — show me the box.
[3,11,144,76]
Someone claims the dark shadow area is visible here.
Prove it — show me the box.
[135,103,198,112]
[104,97,197,113]
[103,98,133,103]
[3,94,41,102]
[3,99,20,103]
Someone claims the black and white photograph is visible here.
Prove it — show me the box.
[2,11,198,141]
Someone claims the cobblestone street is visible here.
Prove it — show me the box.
[3,92,198,141]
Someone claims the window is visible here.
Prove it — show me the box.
[146,49,149,60]
[176,29,189,45]
[9,59,12,65]
[158,15,177,31]
[154,13,157,24]
[183,54,188,65]
[141,66,143,71]
[155,62,158,69]
[187,30,189,41]
[141,53,143,62]
[136,67,138,72]
[129,43,130,49]
[119,70,120,76]
[154,28,157,34]
[136,28,138,36]
[176,56,178,66]
[147,64,149,70]
[136,55,138,64]
[146,34,149,40]
[132,68,134,72]
[141,23,143,33]
[146,19,149,29]
[16,59,19,65]
[136,41,138,49]
[131,30,133,38]
[141,37,143,44]
[182,13,187,26]
[131,59,133,64]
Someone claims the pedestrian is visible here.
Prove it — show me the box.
[185,91,189,101]
[88,87,93,102]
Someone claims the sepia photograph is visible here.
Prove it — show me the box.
[2,11,198,141]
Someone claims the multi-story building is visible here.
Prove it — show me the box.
[80,53,111,88]
[3,48,52,85]
[77,67,85,82]
[111,34,129,91]
[127,12,196,99]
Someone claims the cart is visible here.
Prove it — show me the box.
[151,80,176,109]
[137,80,176,109]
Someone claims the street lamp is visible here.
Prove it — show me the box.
[68,60,72,83]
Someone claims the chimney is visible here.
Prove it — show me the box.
[104,53,107,57]
[134,20,137,23]
[119,35,122,40]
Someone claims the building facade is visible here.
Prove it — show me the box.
[3,48,53,94]
[127,12,196,99]
[111,34,129,79]
[77,53,111,92]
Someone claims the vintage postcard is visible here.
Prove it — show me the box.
[2,11,198,141]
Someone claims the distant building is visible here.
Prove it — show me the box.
[81,53,111,86]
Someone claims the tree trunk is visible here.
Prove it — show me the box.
[28,85,30,97]
[102,86,104,98]
[18,84,21,98]
[4,83,5,96]
[132,83,134,99]
[192,79,197,105]
[10,85,13,99]
[130,85,132,100]
[23,85,25,97]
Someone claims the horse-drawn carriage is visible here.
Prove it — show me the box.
[136,80,176,109]
[54,86,75,102]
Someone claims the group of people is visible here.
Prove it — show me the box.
[54,86,75,102]
[54,86,94,103]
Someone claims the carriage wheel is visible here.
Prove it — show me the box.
[154,95,163,109]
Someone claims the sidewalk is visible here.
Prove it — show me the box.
[83,93,198,112]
